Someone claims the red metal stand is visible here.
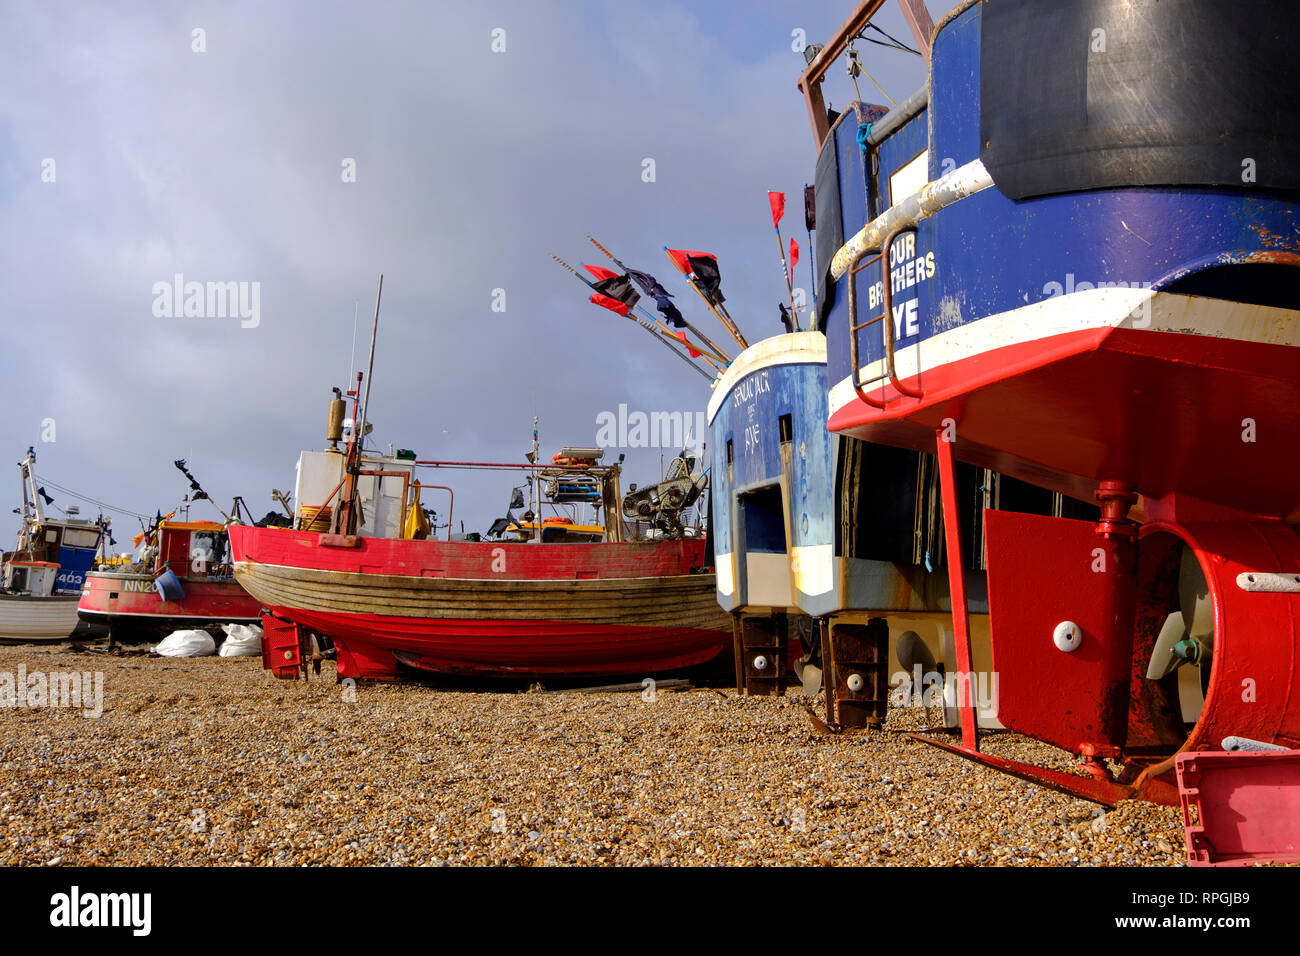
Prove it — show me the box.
[934,428,978,750]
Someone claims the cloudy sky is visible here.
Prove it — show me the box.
[1,0,954,539]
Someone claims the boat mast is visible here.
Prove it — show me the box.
[357,274,383,453]
[530,417,541,543]
[20,447,41,524]
[606,460,623,544]
[339,275,383,536]
[17,447,41,553]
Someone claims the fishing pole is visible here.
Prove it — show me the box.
[662,247,749,350]
[550,254,715,382]
[586,236,733,365]
[578,261,727,373]
[805,183,818,328]
[173,458,230,522]
[768,191,799,329]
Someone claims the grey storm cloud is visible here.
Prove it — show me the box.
[0,0,941,536]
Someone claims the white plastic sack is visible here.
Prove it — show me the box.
[218,623,263,658]
[154,629,217,658]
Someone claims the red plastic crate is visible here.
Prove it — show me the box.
[1176,749,1300,866]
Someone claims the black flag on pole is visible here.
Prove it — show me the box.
[624,268,672,301]
[589,274,641,311]
[623,267,686,328]
[686,255,725,306]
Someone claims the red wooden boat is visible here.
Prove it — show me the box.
[78,519,262,643]
[227,527,727,681]
[228,305,728,681]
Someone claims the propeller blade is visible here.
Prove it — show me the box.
[792,659,823,698]
[1178,548,1214,646]
[895,630,935,674]
[1146,610,1188,680]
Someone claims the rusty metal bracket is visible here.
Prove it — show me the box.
[908,732,1182,807]
[803,699,843,735]
[821,618,890,728]
[736,613,790,696]
[796,0,936,148]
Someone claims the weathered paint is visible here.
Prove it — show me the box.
[227,525,729,680]
[817,0,1300,519]
[709,332,835,615]
[805,0,1300,798]
[77,571,262,638]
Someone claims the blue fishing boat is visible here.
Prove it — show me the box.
[797,0,1300,803]
[1,448,107,642]
[709,326,1011,728]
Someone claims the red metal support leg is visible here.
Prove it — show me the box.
[934,428,978,751]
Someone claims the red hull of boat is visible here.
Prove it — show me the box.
[227,526,731,681]
[829,327,1300,520]
[78,570,263,640]
[278,608,728,681]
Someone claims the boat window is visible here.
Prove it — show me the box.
[740,484,786,554]
[63,528,101,549]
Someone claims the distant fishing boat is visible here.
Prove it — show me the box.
[77,462,263,643]
[228,278,730,681]
[1,448,107,642]
[77,519,263,644]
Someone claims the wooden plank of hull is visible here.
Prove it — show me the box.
[0,594,82,642]
[234,561,730,631]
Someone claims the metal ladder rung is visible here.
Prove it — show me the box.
[850,313,886,334]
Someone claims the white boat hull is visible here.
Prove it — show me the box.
[0,594,82,642]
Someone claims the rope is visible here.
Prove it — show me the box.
[33,476,151,521]
[861,65,896,106]
[862,23,921,57]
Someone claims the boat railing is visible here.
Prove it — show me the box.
[846,222,925,407]
[835,158,994,407]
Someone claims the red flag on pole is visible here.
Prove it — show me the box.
[583,264,619,281]
[589,293,631,316]
[673,330,702,358]
[665,249,715,275]
[789,238,799,274]
[768,191,785,228]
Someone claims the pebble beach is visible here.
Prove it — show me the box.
[0,644,1189,867]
